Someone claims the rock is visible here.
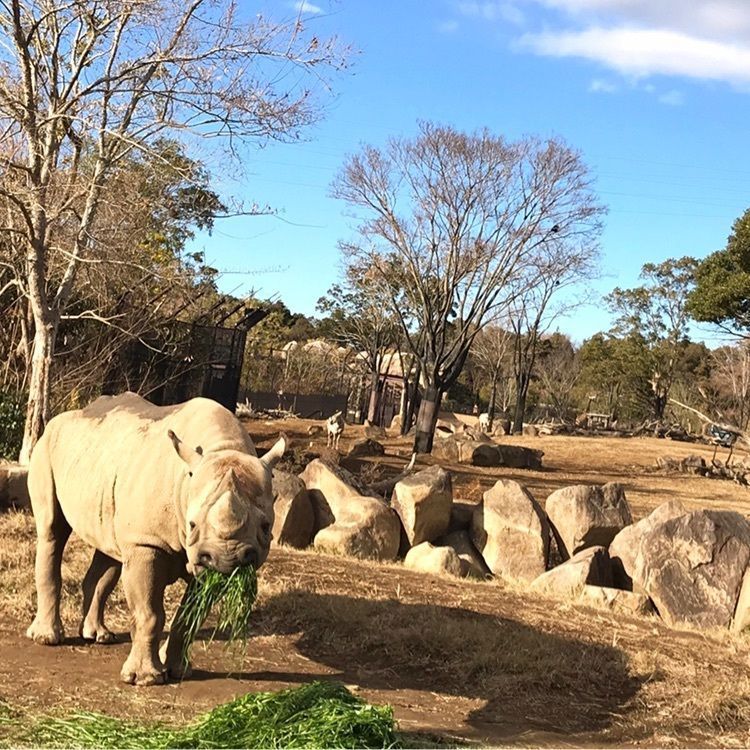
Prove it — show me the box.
[300,459,401,561]
[471,480,550,582]
[307,424,325,437]
[431,435,543,469]
[493,418,511,436]
[392,466,453,546]
[404,542,463,578]
[530,547,613,598]
[387,414,402,434]
[522,424,539,437]
[314,507,402,561]
[496,444,544,470]
[447,501,476,533]
[364,423,387,440]
[578,585,654,616]
[545,483,632,559]
[656,455,706,475]
[0,463,29,509]
[348,438,385,458]
[629,510,750,629]
[271,470,314,549]
[609,500,687,590]
[300,459,365,530]
[732,567,750,632]
[436,530,491,579]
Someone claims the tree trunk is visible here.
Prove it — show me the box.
[19,320,55,464]
[403,360,421,436]
[413,385,441,454]
[512,374,529,434]
[488,368,499,430]
[366,370,381,424]
[398,375,409,432]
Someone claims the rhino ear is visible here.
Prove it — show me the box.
[168,430,204,473]
[261,434,287,471]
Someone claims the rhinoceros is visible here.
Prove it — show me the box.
[25,392,285,685]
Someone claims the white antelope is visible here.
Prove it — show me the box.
[326,411,345,449]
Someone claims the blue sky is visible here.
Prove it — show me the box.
[191,0,750,344]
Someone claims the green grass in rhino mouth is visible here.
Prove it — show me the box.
[176,565,258,665]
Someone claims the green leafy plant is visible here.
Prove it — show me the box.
[17,682,400,749]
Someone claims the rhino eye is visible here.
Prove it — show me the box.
[261,520,271,536]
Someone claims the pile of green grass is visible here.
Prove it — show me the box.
[177,565,258,664]
[15,682,400,749]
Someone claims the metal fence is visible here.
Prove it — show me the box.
[240,390,348,419]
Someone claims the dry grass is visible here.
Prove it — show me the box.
[5,424,750,746]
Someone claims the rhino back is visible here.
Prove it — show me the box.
[35,394,256,561]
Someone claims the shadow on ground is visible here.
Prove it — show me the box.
[234,590,643,743]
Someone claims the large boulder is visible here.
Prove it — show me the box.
[271,470,314,549]
[609,500,687,590]
[347,438,385,458]
[299,459,363,529]
[0,463,29,510]
[391,466,452,546]
[432,435,543,469]
[314,508,402,561]
[545,483,632,559]
[470,480,550,582]
[530,546,612,598]
[300,459,401,561]
[436,530,491,579]
[404,542,463,578]
[628,510,750,629]
[578,585,654,616]
[496,444,544,470]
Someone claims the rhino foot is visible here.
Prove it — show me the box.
[120,656,167,686]
[80,622,116,644]
[166,661,193,681]
[26,618,64,646]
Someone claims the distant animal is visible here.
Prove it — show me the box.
[478,412,491,433]
[326,410,345,449]
[25,392,286,686]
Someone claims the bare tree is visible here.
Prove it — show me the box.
[537,334,581,423]
[0,0,345,462]
[507,232,600,433]
[333,122,603,452]
[711,343,750,430]
[471,324,512,430]
[317,264,401,425]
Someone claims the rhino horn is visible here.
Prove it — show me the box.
[207,470,246,535]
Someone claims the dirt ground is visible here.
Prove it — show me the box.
[3,420,750,748]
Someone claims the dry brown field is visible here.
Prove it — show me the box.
[2,419,750,747]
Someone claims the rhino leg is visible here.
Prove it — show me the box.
[119,546,168,686]
[160,583,193,680]
[26,456,71,646]
[80,550,121,644]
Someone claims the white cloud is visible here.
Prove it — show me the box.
[458,1,750,90]
[535,0,750,42]
[658,89,685,106]
[293,1,323,14]
[520,26,750,87]
[437,19,460,33]
[457,2,525,26]
[588,78,617,93]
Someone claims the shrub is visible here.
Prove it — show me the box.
[0,392,24,461]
